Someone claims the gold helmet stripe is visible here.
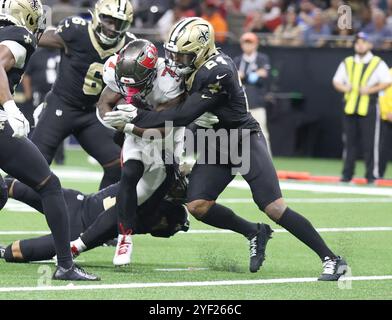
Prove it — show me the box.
[169,17,199,46]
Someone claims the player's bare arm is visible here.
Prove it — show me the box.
[38,28,67,51]
[0,44,16,104]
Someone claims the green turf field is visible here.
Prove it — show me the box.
[0,150,391,300]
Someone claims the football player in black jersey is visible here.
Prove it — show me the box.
[105,17,348,281]
[0,0,98,280]
[0,174,189,264]
[31,0,134,190]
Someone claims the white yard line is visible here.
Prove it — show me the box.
[219,198,392,204]
[230,180,392,196]
[1,226,392,236]
[0,275,391,293]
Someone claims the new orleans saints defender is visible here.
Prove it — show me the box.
[31,0,134,190]
[0,0,98,280]
[0,175,189,264]
[105,17,348,280]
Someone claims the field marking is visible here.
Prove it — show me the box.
[4,196,392,213]
[230,180,392,196]
[154,268,209,272]
[1,226,392,236]
[219,198,392,204]
[0,275,391,293]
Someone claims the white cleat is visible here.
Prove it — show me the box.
[113,234,133,267]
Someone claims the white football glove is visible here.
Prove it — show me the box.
[3,100,30,138]
[103,104,138,128]
[194,112,219,129]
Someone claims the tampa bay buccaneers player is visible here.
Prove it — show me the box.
[31,0,134,190]
[0,0,98,280]
[105,17,349,280]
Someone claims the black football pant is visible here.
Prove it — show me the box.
[342,107,379,181]
[31,92,121,189]
[0,121,72,268]
[379,120,392,178]
[187,131,282,211]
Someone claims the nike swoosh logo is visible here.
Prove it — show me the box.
[201,95,212,99]
[216,74,227,80]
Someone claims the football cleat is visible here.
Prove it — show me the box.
[249,223,273,273]
[318,256,348,281]
[113,233,133,267]
[0,245,6,259]
[52,264,100,281]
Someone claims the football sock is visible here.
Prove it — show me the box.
[81,207,118,250]
[200,204,259,239]
[3,245,15,262]
[116,160,144,233]
[18,236,56,262]
[9,179,43,212]
[35,175,73,269]
[277,207,336,261]
[71,237,87,253]
[99,162,121,190]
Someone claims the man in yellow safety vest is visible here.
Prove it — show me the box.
[378,68,392,178]
[333,32,392,183]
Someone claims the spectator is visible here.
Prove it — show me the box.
[304,9,331,47]
[324,0,344,27]
[201,0,229,42]
[297,0,318,28]
[241,0,267,15]
[224,0,244,14]
[332,32,392,183]
[361,9,392,49]
[234,32,272,151]
[262,0,283,31]
[156,2,196,41]
[272,6,304,46]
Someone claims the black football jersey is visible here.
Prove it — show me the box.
[133,51,260,131]
[186,52,260,131]
[50,17,135,109]
[0,25,37,95]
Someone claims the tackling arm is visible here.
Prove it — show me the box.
[132,91,223,128]
[0,45,16,105]
[38,29,67,52]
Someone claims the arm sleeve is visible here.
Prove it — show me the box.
[0,40,27,69]
[133,91,223,128]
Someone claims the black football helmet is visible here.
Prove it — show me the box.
[115,39,159,98]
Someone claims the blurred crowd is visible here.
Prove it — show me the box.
[42,0,392,49]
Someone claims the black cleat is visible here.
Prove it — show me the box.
[0,245,5,259]
[249,223,273,273]
[318,256,348,281]
[52,264,101,281]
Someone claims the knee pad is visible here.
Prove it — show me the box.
[35,174,62,196]
[0,175,8,211]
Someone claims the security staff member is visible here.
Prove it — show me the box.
[234,32,271,151]
[333,32,392,183]
[378,68,392,178]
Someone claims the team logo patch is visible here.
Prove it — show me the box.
[197,29,210,45]
[29,0,40,10]
[24,35,32,44]
[138,44,158,69]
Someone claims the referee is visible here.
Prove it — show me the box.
[333,32,392,183]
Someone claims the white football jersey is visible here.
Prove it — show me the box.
[102,56,184,107]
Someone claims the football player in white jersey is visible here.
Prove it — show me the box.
[97,39,217,266]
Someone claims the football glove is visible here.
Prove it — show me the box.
[103,104,138,128]
[194,112,219,129]
[3,100,30,138]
